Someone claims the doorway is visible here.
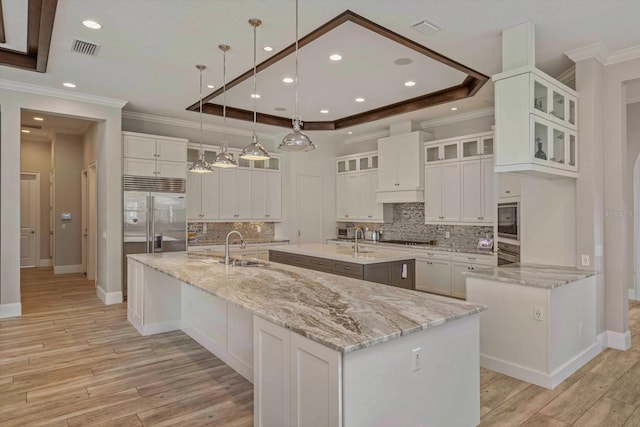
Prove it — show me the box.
[81,163,98,281]
[296,174,324,244]
[20,173,40,268]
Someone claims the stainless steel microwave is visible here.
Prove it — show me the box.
[497,202,519,240]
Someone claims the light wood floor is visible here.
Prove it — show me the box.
[2,268,639,426]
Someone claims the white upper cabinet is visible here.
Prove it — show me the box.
[252,170,282,220]
[220,169,252,220]
[493,67,578,178]
[425,163,460,222]
[123,132,188,179]
[156,139,188,162]
[460,157,494,224]
[335,152,382,222]
[358,172,383,221]
[498,173,521,198]
[376,131,426,203]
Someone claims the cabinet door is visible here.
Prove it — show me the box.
[481,157,495,223]
[236,169,253,219]
[124,158,156,177]
[415,258,430,292]
[267,172,282,220]
[441,163,461,222]
[429,260,452,295]
[346,174,359,219]
[498,173,521,198]
[156,139,187,162]
[253,170,268,219]
[336,175,349,220]
[395,135,421,187]
[186,174,202,219]
[425,165,443,222]
[461,160,482,222]
[123,135,157,159]
[369,172,383,220]
[358,173,372,219]
[200,169,220,220]
[219,170,237,219]
[377,137,398,188]
[156,160,186,179]
[451,262,470,299]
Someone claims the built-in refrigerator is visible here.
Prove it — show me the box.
[123,176,186,298]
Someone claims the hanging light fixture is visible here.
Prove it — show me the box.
[189,65,214,173]
[240,19,270,161]
[212,44,238,168]
[279,0,316,152]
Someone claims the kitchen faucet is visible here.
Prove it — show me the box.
[225,231,246,265]
[354,227,364,255]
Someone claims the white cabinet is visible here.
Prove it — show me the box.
[415,251,452,295]
[357,172,383,221]
[123,132,187,179]
[493,67,578,178]
[425,163,461,222]
[376,131,426,203]
[335,151,382,222]
[461,157,494,223]
[188,169,221,220]
[450,253,497,299]
[253,170,282,220]
[425,140,459,163]
[220,169,253,220]
[498,173,521,198]
[336,174,359,220]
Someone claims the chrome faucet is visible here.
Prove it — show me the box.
[225,231,246,265]
[354,227,364,255]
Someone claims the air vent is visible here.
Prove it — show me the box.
[71,39,99,56]
[412,19,441,35]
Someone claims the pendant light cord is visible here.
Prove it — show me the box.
[252,24,258,137]
[223,49,228,148]
[199,67,204,157]
[294,0,299,121]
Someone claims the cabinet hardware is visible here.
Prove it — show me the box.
[506,190,511,194]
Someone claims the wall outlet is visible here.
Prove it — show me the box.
[412,347,421,372]
[581,255,590,266]
[533,306,544,321]
[445,231,450,239]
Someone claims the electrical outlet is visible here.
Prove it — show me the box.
[534,306,544,321]
[412,347,421,372]
[581,255,590,266]
[445,231,450,239]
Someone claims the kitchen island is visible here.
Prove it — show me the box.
[127,251,486,426]
[465,263,598,389]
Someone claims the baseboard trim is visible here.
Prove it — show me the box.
[630,288,637,301]
[96,286,123,305]
[480,339,601,390]
[39,258,52,267]
[0,303,22,319]
[606,330,632,351]
[54,264,83,274]
[141,320,182,336]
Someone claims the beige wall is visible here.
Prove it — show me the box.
[53,133,84,267]
[20,139,52,261]
[83,121,99,167]
[628,102,640,293]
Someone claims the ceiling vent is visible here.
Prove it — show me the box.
[71,39,99,56]
[412,19,441,35]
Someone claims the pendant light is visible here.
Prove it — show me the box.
[240,19,270,161]
[212,44,238,168]
[189,65,214,173]
[279,0,316,152]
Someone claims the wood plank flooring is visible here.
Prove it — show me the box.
[1,267,639,426]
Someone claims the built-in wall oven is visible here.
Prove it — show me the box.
[498,202,519,241]
[497,241,520,266]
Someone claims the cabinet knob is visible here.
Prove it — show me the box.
[368,215,372,218]
[506,190,511,194]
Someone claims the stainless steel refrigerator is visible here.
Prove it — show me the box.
[123,177,186,297]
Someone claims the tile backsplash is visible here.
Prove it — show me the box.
[352,203,493,249]
[188,222,275,245]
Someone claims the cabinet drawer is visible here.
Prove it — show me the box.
[309,256,333,273]
[288,254,310,267]
[415,250,451,261]
[332,261,363,278]
[452,253,495,266]
[269,251,289,264]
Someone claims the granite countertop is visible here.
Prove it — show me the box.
[462,263,597,289]
[328,239,495,256]
[128,251,486,353]
[271,243,416,264]
[189,239,290,247]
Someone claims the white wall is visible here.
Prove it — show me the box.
[0,85,125,315]
[626,102,640,295]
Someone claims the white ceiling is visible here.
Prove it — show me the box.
[0,0,27,52]
[20,110,94,141]
[2,0,640,140]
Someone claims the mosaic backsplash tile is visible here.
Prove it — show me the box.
[188,222,275,245]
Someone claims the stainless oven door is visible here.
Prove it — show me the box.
[497,250,520,265]
[497,202,519,240]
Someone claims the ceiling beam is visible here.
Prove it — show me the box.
[0,1,6,44]
[0,0,57,72]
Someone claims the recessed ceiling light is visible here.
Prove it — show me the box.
[207,84,214,89]
[33,117,44,121]
[63,82,77,88]
[282,77,294,83]
[404,81,416,87]
[355,97,365,103]
[329,54,342,61]
[450,107,458,111]
[82,20,102,30]
[264,46,273,52]
[21,129,30,134]
[250,93,261,99]
[394,58,413,66]
[320,109,329,114]
[348,131,353,135]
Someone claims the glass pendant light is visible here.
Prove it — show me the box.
[189,65,214,173]
[212,44,238,168]
[240,18,270,161]
[279,0,316,152]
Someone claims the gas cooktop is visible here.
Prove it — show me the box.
[380,240,437,246]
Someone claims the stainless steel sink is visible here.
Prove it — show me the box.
[218,258,268,267]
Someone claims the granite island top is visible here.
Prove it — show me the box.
[128,251,486,353]
[327,239,495,256]
[270,243,417,264]
[463,263,597,289]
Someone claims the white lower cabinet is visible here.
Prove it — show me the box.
[415,253,452,295]
[451,262,471,299]
[254,316,341,427]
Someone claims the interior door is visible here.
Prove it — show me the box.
[297,174,323,244]
[20,174,38,268]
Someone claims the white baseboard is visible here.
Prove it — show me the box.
[141,320,182,336]
[605,330,632,351]
[39,258,52,267]
[54,264,83,274]
[630,288,637,301]
[0,303,22,319]
[480,339,602,390]
[96,286,123,305]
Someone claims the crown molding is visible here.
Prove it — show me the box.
[344,129,390,144]
[565,43,640,66]
[557,66,576,86]
[419,107,494,129]
[122,111,276,139]
[0,79,127,108]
